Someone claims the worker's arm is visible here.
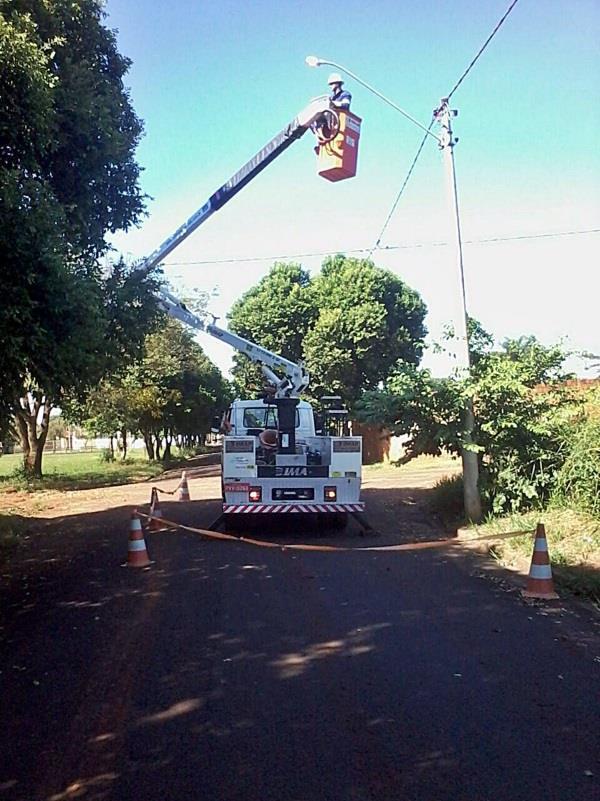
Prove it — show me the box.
[330,90,352,110]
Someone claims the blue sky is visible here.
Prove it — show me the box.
[106,0,600,376]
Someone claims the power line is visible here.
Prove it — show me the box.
[369,120,435,257]
[458,228,600,246]
[371,0,522,252]
[447,0,521,99]
[162,228,600,267]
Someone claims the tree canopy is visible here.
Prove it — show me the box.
[0,0,153,475]
[227,256,427,406]
[227,262,317,398]
[72,319,232,461]
[304,256,427,402]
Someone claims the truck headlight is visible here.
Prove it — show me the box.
[324,486,337,501]
[249,487,262,502]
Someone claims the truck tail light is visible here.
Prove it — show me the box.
[249,487,262,502]
[324,486,337,501]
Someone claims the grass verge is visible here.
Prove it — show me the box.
[0,451,167,492]
[462,508,600,604]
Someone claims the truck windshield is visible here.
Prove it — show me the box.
[242,407,300,429]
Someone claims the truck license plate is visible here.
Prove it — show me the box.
[224,483,250,493]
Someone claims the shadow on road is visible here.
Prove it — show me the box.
[1,488,599,801]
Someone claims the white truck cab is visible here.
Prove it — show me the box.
[227,399,316,439]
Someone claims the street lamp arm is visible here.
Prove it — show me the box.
[306,56,441,144]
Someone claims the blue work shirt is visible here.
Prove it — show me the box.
[330,89,352,110]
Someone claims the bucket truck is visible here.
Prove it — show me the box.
[136,96,365,522]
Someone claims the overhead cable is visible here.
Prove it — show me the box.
[372,0,522,252]
[162,228,600,267]
[447,0,522,99]
[369,120,435,257]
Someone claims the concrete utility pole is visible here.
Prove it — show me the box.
[435,98,482,523]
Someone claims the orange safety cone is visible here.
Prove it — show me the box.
[124,510,152,568]
[178,470,191,502]
[522,523,559,600]
[148,487,165,532]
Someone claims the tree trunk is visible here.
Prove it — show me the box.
[162,428,172,462]
[142,430,154,460]
[121,427,128,460]
[14,394,52,479]
[15,413,30,467]
[154,433,162,461]
[109,435,115,459]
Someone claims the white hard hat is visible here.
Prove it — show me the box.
[327,72,344,85]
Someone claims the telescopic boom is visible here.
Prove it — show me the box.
[138,97,331,397]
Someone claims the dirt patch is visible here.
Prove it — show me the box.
[0,455,458,530]
[0,454,222,519]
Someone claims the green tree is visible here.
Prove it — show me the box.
[139,320,229,460]
[304,256,427,404]
[227,256,427,406]
[1,0,146,255]
[228,262,316,397]
[16,261,160,475]
[0,1,151,476]
[358,326,580,514]
[71,377,138,459]
[76,319,231,461]
[0,6,62,411]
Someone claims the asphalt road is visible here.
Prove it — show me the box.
[1,499,599,801]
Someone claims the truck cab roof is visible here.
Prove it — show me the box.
[231,399,313,410]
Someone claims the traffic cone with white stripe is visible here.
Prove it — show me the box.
[124,510,152,568]
[148,487,165,532]
[522,523,558,600]
[178,470,191,502]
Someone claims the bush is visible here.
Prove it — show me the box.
[553,416,600,516]
[428,474,465,524]
[177,444,211,459]
[99,449,115,463]
[8,464,29,483]
[358,330,580,516]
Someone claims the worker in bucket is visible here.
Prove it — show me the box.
[311,73,352,146]
[328,73,352,110]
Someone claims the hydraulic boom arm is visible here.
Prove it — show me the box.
[142,98,330,397]
[139,96,330,275]
[160,288,309,397]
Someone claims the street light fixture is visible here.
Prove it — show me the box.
[306,56,482,522]
[306,56,441,143]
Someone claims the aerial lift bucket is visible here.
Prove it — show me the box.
[316,110,362,182]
